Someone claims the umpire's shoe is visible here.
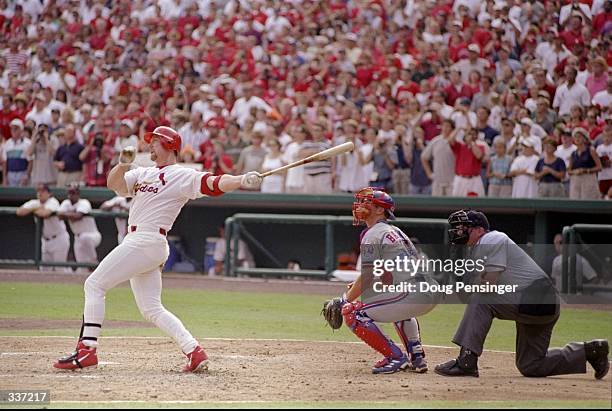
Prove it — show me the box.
[434,348,479,377]
[585,339,609,380]
[53,341,98,370]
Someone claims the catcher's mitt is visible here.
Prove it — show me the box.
[321,297,345,330]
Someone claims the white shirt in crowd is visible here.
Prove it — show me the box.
[260,155,284,193]
[114,135,140,153]
[21,197,68,239]
[596,143,612,181]
[25,106,52,126]
[59,199,100,235]
[592,89,611,108]
[283,140,305,191]
[178,123,209,152]
[101,77,121,105]
[553,81,591,116]
[555,144,577,168]
[510,154,540,198]
[230,96,272,128]
[36,70,64,93]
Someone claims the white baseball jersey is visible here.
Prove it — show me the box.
[124,164,210,231]
[20,197,68,239]
[59,199,100,235]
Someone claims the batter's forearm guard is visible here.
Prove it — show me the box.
[200,174,225,197]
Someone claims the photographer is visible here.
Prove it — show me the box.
[26,123,58,186]
[368,136,398,193]
[79,131,115,187]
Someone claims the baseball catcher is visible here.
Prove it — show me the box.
[323,187,438,374]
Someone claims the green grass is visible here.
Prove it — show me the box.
[1,282,611,352]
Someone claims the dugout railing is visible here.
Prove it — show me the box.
[561,224,612,295]
[0,206,127,270]
[223,213,450,279]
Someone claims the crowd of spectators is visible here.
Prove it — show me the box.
[0,0,611,199]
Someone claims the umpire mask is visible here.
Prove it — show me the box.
[447,210,490,245]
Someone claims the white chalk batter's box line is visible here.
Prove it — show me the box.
[0,335,516,354]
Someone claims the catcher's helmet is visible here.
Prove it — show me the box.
[143,126,182,152]
[352,187,396,226]
[447,210,490,244]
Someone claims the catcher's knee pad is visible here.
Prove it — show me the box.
[344,308,402,359]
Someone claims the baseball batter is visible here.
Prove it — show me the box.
[435,210,609,379]
[16,183,70,270]
[58,184,102,266]
[336,187,438,374]
[54,126,263,372]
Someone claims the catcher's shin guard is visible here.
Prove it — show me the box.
[343,306,403,359]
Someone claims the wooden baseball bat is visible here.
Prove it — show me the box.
[260,141,355,178]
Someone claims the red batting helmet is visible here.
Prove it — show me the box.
[143,126,182,152]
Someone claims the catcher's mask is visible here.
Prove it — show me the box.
[448,210,490,244]
[352,187,396,226]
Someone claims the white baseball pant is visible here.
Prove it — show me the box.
[81,230,198,354]
[74,232,102,263]
[41,232,70,272]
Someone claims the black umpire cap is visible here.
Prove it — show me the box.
[448,210,490,231]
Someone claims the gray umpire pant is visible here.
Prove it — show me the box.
[452,299,587,377]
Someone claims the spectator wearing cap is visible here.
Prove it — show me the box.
[26,123,58,186]
[596,120,612,197]
[421,121,456,197]
[25,93,52,126]
[553,67,591,117]
[79,131,114,187]
[53,125,84,187]
[487,136,513,198]
[568,128,603,199]
[0,94,19,141]
[447,125,486,197]
[58,184,101,268]
[509,137,540,198]
[16,183,70,270]
[452,44,490,83]
[2,119,31,186]
[585,57,609,98]
[535,139,568,198]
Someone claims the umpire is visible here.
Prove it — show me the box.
[435,210,609,379]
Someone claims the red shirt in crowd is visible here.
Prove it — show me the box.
[450,140,485,177]
[203,153,234,175]
[0,108,19,140]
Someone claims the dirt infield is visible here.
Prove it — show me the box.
[0,336,610,404]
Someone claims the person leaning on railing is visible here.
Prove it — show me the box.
[567,128,602,200]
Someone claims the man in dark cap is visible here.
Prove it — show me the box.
[435,210,609,380]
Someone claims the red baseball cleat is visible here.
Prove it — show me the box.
[183,345,208,373]
[53,341,98,370]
